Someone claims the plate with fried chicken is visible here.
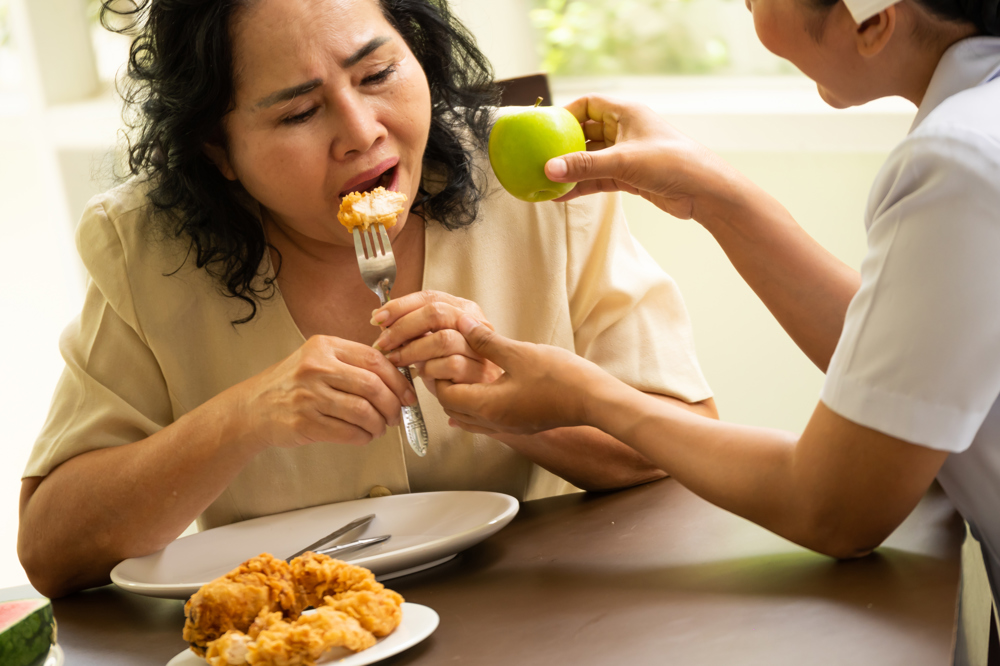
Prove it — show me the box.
[112,491,518,599]
[166,553,439,666]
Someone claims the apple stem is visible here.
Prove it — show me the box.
[534,97,543,107]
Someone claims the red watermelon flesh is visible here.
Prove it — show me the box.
[0,599,56,666]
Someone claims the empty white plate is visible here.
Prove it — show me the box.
[112,491,518,599]
[165,602,439,666]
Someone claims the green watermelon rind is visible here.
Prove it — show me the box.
[0,599,56,666]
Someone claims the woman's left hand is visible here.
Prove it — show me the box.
[371,291,501,396]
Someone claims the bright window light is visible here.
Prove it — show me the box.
[529,0,800,77]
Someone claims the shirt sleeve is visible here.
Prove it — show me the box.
[822,130,1000,452]
[564,192,713,403]
[23,195,173,478]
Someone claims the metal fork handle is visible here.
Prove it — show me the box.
[353,224,429,457]
[374,274,429,457]
[398,366,429,457]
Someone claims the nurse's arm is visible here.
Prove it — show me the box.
[440,320,949,557]
[489,394,718,492]
[597,393,948,557]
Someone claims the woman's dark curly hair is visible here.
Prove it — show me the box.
[102,0,498,323]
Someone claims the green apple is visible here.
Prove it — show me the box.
[488,98,586,203]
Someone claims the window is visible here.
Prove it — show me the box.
[529,0,799,77]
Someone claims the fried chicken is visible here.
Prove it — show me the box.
[337,187,407,231]
[247,607,376,666]
[204,630,253,666]
[184,554,302,655]
[203,607,376,666]
[187,552,403,664]
[289,552,383,610]
[322,589,404,637]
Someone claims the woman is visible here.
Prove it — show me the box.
[431,0,1000,647]
[17,0,715,598]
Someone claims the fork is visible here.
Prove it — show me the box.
[353,224,429,457]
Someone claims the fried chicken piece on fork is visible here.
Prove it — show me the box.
[184,554,302,656]
[337,187,407,231]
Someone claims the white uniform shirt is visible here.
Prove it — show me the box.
[821,37,1000,604]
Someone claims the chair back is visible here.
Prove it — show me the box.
[495,73,552,107]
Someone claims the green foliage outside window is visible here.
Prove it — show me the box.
[530,0,733,75]
[530,0,798,76]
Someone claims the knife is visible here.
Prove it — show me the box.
[314,534,391,558]
[286,514,375,561]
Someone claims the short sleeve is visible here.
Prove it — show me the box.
[23,196,173,478]
[564,192,712,403]
[822,131,1000,452]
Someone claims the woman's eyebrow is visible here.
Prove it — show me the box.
[255,79,323,109]
[342,36,391,67]
[253,37,392,110]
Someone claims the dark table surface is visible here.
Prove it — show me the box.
[2,478,965,665]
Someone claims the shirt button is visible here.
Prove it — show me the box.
[368,485,392,498]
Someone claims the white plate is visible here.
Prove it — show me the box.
[112,491,518,599]
[165,602,438,666]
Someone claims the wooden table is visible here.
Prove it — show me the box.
[1,479,964,665]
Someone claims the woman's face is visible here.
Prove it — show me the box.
[216,0,432,247]
[746,0,881,108]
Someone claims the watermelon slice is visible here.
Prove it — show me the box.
[0,599,56,666]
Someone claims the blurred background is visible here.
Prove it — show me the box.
[0,0,914,590]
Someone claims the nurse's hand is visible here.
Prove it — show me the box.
[435,316,613,435]
[230,335,416,450]
[546,95,742,221]
[370,291,502,397]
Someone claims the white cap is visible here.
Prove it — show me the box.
[842,0,899,24]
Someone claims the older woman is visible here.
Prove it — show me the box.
[17,0,715,597]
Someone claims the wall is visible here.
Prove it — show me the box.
[624,151,887,432]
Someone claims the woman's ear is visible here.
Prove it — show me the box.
[203,142,238,181]
[855,5,896,57]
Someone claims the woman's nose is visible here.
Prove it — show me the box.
[329,91,387,161]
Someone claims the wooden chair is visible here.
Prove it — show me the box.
[495,73,552,107]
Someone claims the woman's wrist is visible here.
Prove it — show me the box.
[187,385,271,462]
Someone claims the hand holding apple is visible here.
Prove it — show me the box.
[539,95,743,222]
[488,98,587,202]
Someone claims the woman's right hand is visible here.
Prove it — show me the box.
[228,335,417,452]
[546,95,745,222]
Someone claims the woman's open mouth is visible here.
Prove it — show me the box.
[338,160,399,199]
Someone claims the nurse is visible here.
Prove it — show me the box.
[414,0,1000,651]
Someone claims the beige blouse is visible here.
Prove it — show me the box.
[25,164,712,530]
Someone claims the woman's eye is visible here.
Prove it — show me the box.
[362,65,397,86]
[282,108,318,125]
